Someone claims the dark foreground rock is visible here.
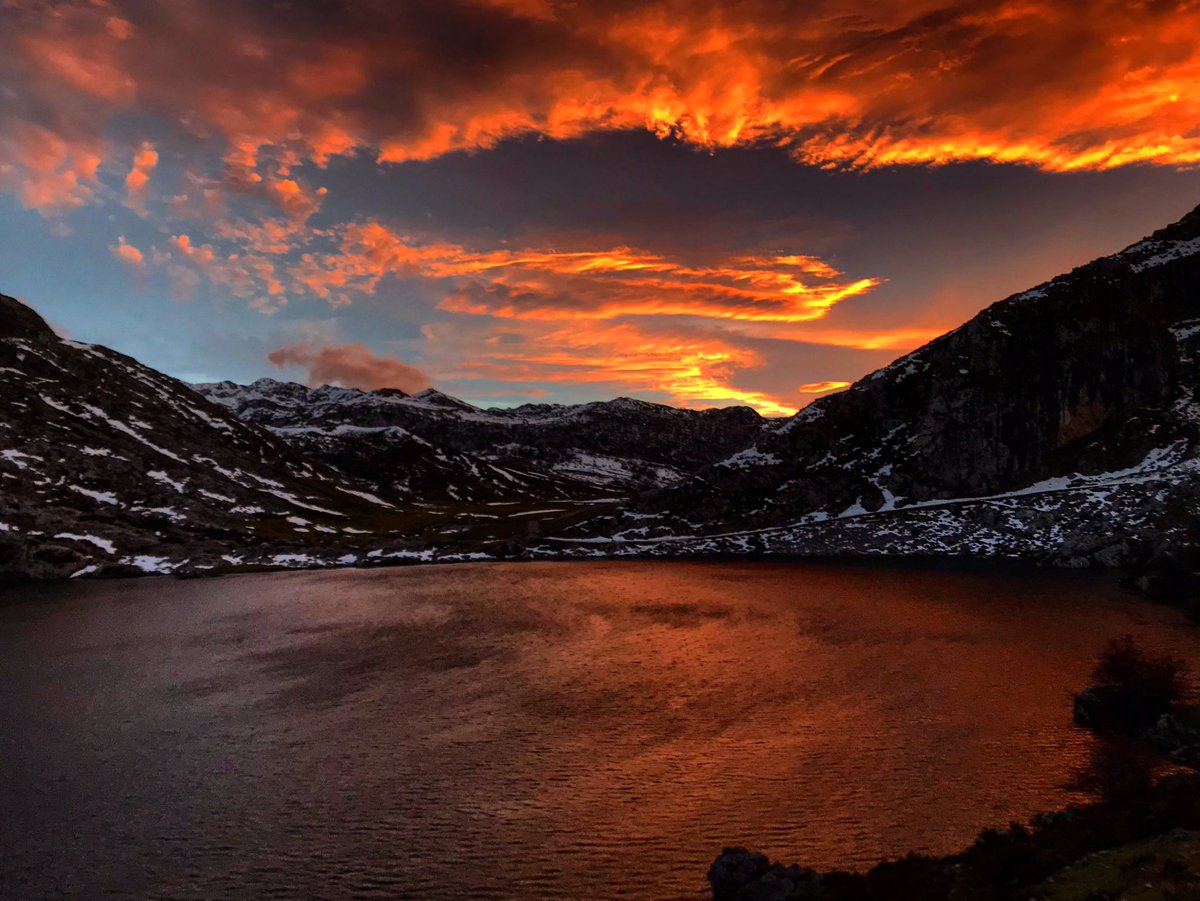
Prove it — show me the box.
[1145,713,1200,769]
[709,849,819,901]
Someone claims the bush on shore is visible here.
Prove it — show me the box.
[1072,635,1185,736]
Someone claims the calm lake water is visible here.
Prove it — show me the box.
[0,561,1194,900]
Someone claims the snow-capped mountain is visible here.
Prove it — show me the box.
[194,381,606,503]
[550,203,1200,579]
[194,379,769,493]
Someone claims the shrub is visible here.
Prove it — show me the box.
[1070,737,1158,804]
[1081,635,1185,735]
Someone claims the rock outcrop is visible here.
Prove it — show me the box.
[708,849,820,901]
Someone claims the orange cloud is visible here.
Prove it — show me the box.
[123,141,157,215]
[10,0,1200,188]
[268,340,431,393]
[741,324,951,351]
[0,122,102,214]
[797,380,850,395]
[16,0,1193,414]
[427,319,801,415]
[159,233,286,312]
[110,235,143,268]
[290,220,881,322]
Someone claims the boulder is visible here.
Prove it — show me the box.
[708,848,820,900]
[1144,713,1200,768]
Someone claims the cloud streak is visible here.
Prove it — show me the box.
[427,319,803,415]
[286,220,880,322]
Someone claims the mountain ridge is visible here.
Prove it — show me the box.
[195,377,770,493]
[543,203,1200,582]
[6,202,1200,588]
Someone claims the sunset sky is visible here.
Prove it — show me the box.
[5,1,1200,414]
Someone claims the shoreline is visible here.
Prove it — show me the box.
[0,544,1131,587]
[709,771,1200,900]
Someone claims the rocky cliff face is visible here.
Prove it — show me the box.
[550,205,1200,571]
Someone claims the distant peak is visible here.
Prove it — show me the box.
[411,388,477,409]
[604,396,659,410]
[1157,200,1200,242]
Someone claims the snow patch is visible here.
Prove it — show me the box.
[124,555,174,574]
[54,532,116,553]
[147,470,187,492]
[719,446,781,468]
[68,484,120,506]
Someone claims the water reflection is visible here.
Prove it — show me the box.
[0,561,1193,900]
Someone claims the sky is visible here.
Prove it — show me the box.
[4,1,1200,415]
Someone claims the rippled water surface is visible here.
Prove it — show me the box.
[1,561,1194,899]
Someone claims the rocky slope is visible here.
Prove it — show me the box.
[0,294,443,579]
[196,381,608,504]
[195,379,769,493]
[548,204,1200,572]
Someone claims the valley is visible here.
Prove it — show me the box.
[5,203,1200,593]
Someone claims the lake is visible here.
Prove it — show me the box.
[0,561,1194,900]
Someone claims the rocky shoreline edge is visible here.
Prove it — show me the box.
[709,640,1200,900]
[708,778,1200,901]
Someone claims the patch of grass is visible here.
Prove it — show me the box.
[1033,830,1200,900]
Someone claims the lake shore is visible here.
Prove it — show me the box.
[710,771,1200,900]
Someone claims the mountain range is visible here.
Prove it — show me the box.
[5,203,1200,595]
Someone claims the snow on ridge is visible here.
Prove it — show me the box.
[134,506,185,523]
[335,486,397,508]
[68,484,120,506]
[183,404,235,432]
[851,442,1191,520]
[257,486,344,516]
[549,451,680,487]
[69,401,186,463]
[148,470,187,492]
[123,555,174,574]
[270,423,417,440]
[0,448,41,469]
[1009,286,1049,304]
[1171,319,1200,342]
[1126,235,1200,273]
[39,394,75,415]
[54,532,116,553]
[718,446,781,468]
